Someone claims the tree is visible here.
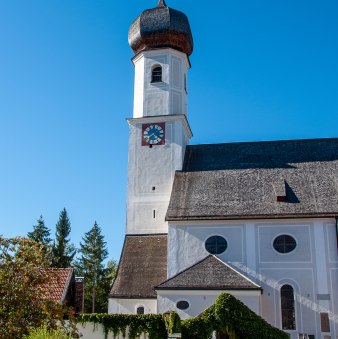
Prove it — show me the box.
[28,215,52,259]
[75,222,116,313]
[0,237,74,338]
[52,208,76,268]
[28,215,52,245]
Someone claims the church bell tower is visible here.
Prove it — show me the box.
[125,0,194,235]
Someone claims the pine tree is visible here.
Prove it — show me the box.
[27,215,52,245]
[75,222,114,313]
[52,208,76,268]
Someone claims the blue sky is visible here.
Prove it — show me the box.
[0,0,337,261]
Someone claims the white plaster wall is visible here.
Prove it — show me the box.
[126,116,191,234]
[108,298,157,315]
[132,49,189,118]
[77,323,148,339]
[168,222,246,277]
[167,218,338,338]
[157,290,261,320]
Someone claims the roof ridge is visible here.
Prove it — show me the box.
[156,255,213,288]
[187,137,338,149]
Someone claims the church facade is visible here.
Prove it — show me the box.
[109,1,338,338]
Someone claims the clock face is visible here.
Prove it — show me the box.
[142,123,165,146]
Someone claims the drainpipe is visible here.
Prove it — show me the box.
[336,217,338,250]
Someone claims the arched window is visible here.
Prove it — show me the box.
[280,284,296,330]
[136,306,144,315]
[151,66,162,83]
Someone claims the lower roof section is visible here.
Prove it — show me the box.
[156,255,261,291]
[109,234,167,299]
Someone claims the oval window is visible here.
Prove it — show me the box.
[205,235,227,254]
[273,235,297,253]
[176,300,189,310]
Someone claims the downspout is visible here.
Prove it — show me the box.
[336,217,338,250]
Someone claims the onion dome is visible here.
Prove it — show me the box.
[128,0,193,56]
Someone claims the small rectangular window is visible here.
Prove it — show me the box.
[320,313,330,332]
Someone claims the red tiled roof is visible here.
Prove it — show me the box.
[41,268,74,304]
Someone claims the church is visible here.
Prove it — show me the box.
[109,1,338,338]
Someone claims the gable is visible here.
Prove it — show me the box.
[156,255,261,290]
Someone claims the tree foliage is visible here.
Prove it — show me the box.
[52,208,76,268]
[75,222,116,313]
[27,215,52,245]
[27,215,52,259]
[0,237,76,338]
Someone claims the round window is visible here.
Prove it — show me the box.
[176,300,189,310]
[205,235,227,255]
[273,235,297,253]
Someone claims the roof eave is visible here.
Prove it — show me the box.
[166,212,338,222]
[155,287,262,291]
[108,294,157,300]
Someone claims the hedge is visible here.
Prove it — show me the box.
[78,293,289,339]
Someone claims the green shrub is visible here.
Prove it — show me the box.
[26,325,72,339]
[182,293,289,339]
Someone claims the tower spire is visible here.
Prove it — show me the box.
[157,0,167,7]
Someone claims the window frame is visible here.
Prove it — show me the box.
[176,300,190,311]
[136,305,145,315]
[280,284,296,330]
[205,235,228,255]
[272,234,297,254]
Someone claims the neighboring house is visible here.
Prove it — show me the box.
[109,1,338,338]
[41,268,84,314]
[42,268,76,306]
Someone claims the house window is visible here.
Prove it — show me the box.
[205,235,227,255]
[281,284,296,330]
[176,300,189,310]
[136,306,144,314]
[273,235,297,253]
[151,66,162,83]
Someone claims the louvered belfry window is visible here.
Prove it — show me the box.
[281,284,296,330]
[151,66,162,83]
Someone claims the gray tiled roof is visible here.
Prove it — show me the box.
[109,234,167,299]
[166,138,338,221]
[156,255,261,290]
